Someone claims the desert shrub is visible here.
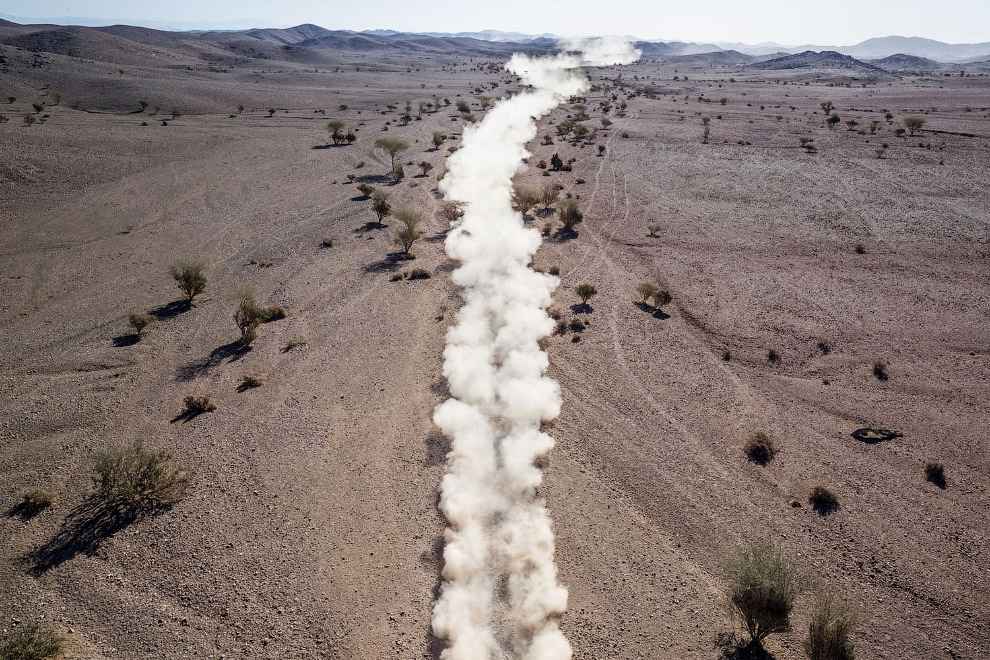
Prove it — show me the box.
[559,198,584,231]
[853,243,866,254]
[575,283,597,305]
[357,183,375,197]
[345,131,356,143]
[419,161,433,176]
[14,488,54,518]
[647,224,661,237]
[553,319,568,335]
[548,265,560,276]
[241,371,266,388]
[0,114,7,124]
[407,268,431,280]
[513,185,540,215]
[903,116,926,135]
[237,104,244,113]
[182,395,216,416]
[923,461,946,487]
[128,312,154,336]
[651,289,672,309]
[540,181,560,209]
[326,118,347,144]
[548,307,562,320]
[234,298,265,343]
[267,108,276,117]
[392,163,405,181]
[636,282,660,304]
[872,359,889,380]
[550,153,564,170]
[809,486,839,515]
[598,144,606,155]
[346,173,356,183]
[169,260,207,302]
[0,624,65,660]
[894,128,906,137]
[282,336,308,351]
[31,102,43,113]
[94,439,191,508]
[767,348,781,363]
[23,114,35,126]
[393,207,424,255]
[568,318,587,332]
[432,131,447,149]
[439,200,466,224]
[722,539,809,644]
[320,237,334,248]
[372,189,392,225]
[803,592,858,660]
[744,432,778,464]
[827,113,841,129]
[170,106,181,119]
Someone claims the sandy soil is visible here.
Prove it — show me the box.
[1,34,989,660]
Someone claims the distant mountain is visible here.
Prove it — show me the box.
[663,50,755,66]
[749,50,888,75]
[242,23,335,45]
[839,36,990,62]
[870,53,942,71]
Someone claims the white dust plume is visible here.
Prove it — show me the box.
[431,38,640,660]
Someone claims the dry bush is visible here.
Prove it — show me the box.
[407,268,432,280]
[636,282,660,304]
[0,624,65,660]
[568,318,588,332]
[540,181,560,209]
[393,207,424,256]
[548,265,560,276]
[559,198,584,231]
[14,488,54,518]
[923,461,946,487]
[513,185,540,215]
[128,312,154,336]
[320,237,334,248]
[903,116,926,135]
[767,348,781,364]
[651,289,672,309]
[744,432,778,465]
[809,486,839,515]
[241,371,266,388]
[182,395,216,416]
[356,183,375,197]
[721,539,810,644]
[439,201,466,224]
[872,359,889,381]
[93,439,191,508]
[804,592,858,660]
[169,259,207,303]
[283,336,308,351]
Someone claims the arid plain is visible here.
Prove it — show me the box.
[1,21,989,660]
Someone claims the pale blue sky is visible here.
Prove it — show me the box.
[1,0,988,44]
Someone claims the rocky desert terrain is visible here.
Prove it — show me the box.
[1,20,989,660]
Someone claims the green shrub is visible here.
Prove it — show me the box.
[129,312,154,336]
[559,198,584,231]
[803,592,857,660]
[93,439,191,508]
[0,624,65,660]
[722,539,810,644]
[169,260,207,303]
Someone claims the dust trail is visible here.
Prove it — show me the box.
[432,38,640,660]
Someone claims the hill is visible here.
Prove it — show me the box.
[749,50,887,75]
[871,53,941,71]
[664,49,755,66]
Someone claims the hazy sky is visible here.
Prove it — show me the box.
[2,0,988,44]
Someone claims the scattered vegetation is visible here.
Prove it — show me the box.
[181,395,217,417]
[93,439,192,508]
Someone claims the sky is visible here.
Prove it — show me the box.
[1,0,988,45]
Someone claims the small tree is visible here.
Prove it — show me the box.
[513,185,540,215]
[804,592,858,660]
[827,113,841,129]
[550,153,564,170]
[129,312,154,336]
[540,181,560,210]
[327,119,347,145]
[357,183,375,197]
[820,101,834,114]
[722,539,810,645]
[234,293,266,344]
[601,117,612,129]
[575,283,598,305]
[419,161,434,177]
[170,106,181,119]
[375,136,410,172]
[559,198,584,232]
[394,207,424,256]
[432,131,447,149]
[903,116,926,135]
[456,99,470,112]
[169,260,207,303]
[372,189,392,226]
[267,108,276,117]
[345,131,357,143]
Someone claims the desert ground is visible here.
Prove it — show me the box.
[1,22,989,660]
